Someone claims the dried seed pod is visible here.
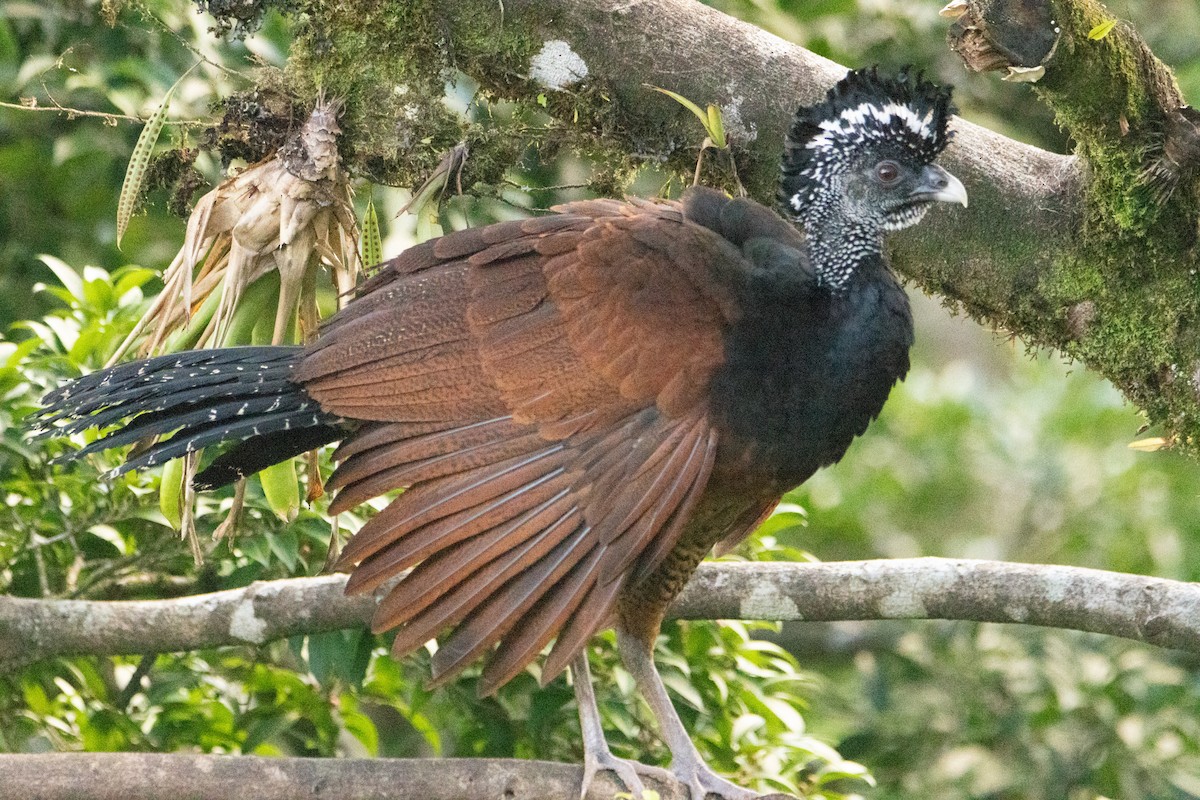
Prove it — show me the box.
[109,96,359,365]
[110,96,360,541]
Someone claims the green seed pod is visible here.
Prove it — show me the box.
[163,280,223,352]
[159,456,186,530]
[224,271,281,347]
[259,457,300,522]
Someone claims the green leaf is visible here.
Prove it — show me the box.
[1088,19,1117,40]
[646,84,727,148]
[757,694,806,731]
[706,104,727,149]
[663,670,707,712]
[753,510,808,540]
[36,286,78,307]
[82,276,113,312]
[238,533,273,568]
[159,456,185,530]
[37,254,83,299]
[647,84,707,123]
[306,629,373,688]
[259,457,300,524]
[241,711,299,754]
[731,712,765,743]
[164,281,222,352]
[112,266,157,299]
[266,527,300,571]
[4,336,42,368]
[361,196,383,269]
[415,202,443,243]
[341,705,380,756]
[116,66,192,248]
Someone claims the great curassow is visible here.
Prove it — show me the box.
[39,68,967,800]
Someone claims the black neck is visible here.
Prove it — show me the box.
[801,199,885,293]
[708,207,910,488]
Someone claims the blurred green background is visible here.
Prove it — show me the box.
[3,0,1200,798]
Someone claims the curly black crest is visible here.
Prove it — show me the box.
[779,67,955,214]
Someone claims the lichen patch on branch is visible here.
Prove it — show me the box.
[529,40,589,89]
[739,581,801,620]
[878,587,929,618]
[719,94,757,145]
[229,596,269,644]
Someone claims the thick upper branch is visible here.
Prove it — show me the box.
[943,0,1200,440]
[284,0,1081,322]
[281,0,1200,445]
[459,0,1083,314]
[3,560,1199,672]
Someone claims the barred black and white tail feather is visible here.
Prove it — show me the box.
[38,346,345,485]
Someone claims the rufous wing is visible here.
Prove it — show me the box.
[295,199,747,691]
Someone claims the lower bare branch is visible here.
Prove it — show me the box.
[2,559,1198,672]
[0,753,709,800]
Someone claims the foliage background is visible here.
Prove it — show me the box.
[2,0,1200,798]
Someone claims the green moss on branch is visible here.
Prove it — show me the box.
[1034,1,1200,446]
[280,0,747,195]
[280,0,544,187]
[945,0,1200,447]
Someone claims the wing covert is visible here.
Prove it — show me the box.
[295,196,754,690]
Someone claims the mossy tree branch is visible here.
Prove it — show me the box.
[258,0,1200,446]
[945,0,1200,442]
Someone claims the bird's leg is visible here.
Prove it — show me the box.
[615,622,759,800]
[571,651,672,800]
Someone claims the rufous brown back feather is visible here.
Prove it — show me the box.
[295,199,744,688]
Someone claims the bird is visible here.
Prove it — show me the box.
[38,67,966,800]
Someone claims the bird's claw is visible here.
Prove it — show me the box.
[580,750,673,800]
[671,755,759,800]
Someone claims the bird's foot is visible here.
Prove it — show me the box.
[669,752,759,800]
[581,749,673,800]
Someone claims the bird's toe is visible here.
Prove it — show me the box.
[672,757,759,800]
[581,750,673,800]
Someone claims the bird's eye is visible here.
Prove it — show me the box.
[874,160,901,186]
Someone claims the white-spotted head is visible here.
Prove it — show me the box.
[779,67,966,233]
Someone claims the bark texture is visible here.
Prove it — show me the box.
[266,0,1200,447]
[0,753,705,800]
[4,560,1199,672]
